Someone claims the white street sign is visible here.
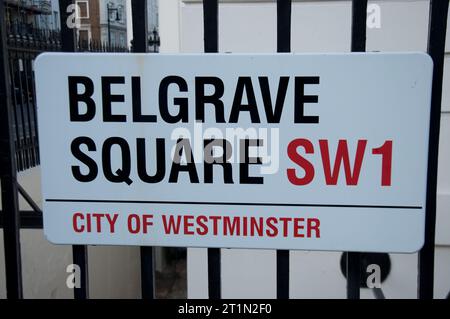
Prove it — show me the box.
[35,52,432,252]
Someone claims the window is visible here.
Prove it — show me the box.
[53,11,59,29]
[119,6,125,23]
[78,29,89,42]
[77,27,91,49]
[76,1,89,19]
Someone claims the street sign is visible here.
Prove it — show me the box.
[35,52,432,252]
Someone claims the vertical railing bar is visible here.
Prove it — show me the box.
[8,54,23,171]
[203,0,221,300]
[208,247,221,299]
[16,52,29,169]
[347,0,367,300]
[59,0,77,54]
[346,252,360,299]
[0,0,23,299]
[419,0,449,300]
[27,53,38,167]
[131,0,149,54]
[203,0,219,53]
[58,0,90,300]
[276,0,291,300]
[131,0,155,300]
[277,0,291,53]
[351,0,368,53]
[21,50,32,169]
[72,245,89,299]
[22,55,36,167]
[140,246,155,299]
[276,249,289,299]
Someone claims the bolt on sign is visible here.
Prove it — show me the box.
[35,53,432,253]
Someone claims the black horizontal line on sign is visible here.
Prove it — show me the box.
[45,199,422,210]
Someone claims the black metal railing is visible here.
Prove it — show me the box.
[77,39,129,53]
[6,27,61,172]
[6,25,130,172]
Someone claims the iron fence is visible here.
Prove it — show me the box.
[77,39,130,53]
[6,27,61,172]
[6,25,130,172]
[0,0,448,300]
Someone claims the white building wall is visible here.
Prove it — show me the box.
[159,0,450,299]
[148,0,159,31]
[159,0,182,53]
[50,0,61,30]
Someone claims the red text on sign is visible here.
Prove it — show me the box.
[287,139,393,186]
